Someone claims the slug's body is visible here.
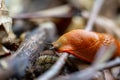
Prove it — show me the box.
[52,30,120,62]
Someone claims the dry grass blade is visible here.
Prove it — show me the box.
[103,70,115,80]
[82,11,120,39]
[0,0,16,39]
[13,5,72,19]
[53,57,120,80]
[85,0,104,31]
[93,43,116,65]
[37,52,69,80]
[111,66,120,79]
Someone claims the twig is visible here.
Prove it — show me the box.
[36,24,69,80]
[0,22,56,80]
[53,57,120,80]
[93,43,116,65]
[85,0,104,31]
[103,70,115,80]
[82,11,120,40]
[13,5,72,19]
[68,58,120,80]
[37,52,69,80]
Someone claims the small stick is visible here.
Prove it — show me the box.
[37,52,69,80]
[13,5,72,19]
[103,70,115,80]
[53,58,120,80]
[85,0,104,31]
[82,11,120,40]
[68,57,120,80]
[93,43,116,65]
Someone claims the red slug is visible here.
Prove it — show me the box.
[52,29,120,62]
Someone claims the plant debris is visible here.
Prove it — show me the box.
[0,0,120,80]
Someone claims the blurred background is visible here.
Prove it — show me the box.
[5,0,120,39]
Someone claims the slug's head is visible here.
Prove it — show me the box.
[52,35,70,52]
